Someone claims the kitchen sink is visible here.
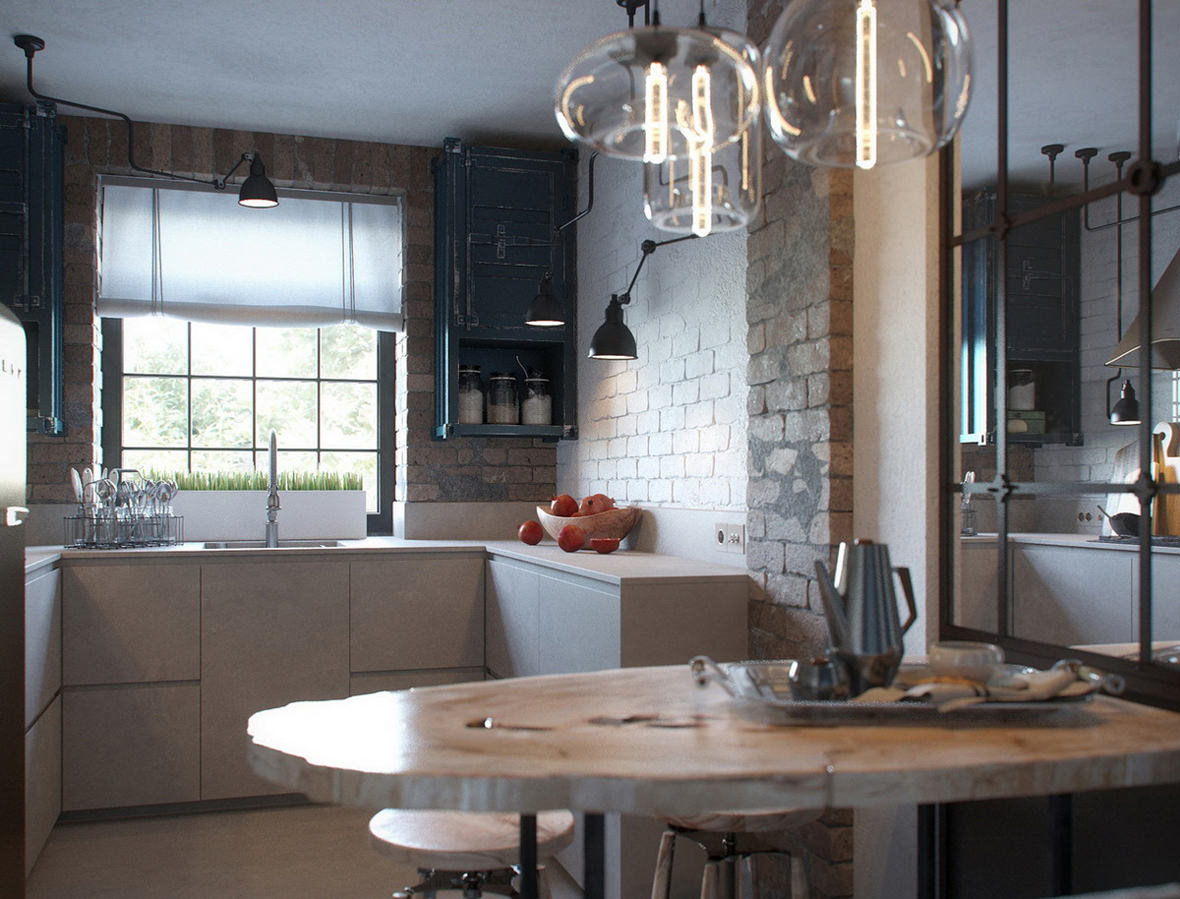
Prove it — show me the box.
[202,539,345,549]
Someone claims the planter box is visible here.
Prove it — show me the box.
[172,491,367,542]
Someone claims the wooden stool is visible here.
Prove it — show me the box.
[650,809,822,899]
[368,808,576,898]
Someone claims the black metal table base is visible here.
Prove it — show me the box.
[516,811,605,899]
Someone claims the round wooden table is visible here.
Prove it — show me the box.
[247,665,1180,897]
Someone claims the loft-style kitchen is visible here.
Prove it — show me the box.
[4,2,1180,898]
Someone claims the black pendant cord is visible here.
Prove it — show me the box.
[15,34,247,192]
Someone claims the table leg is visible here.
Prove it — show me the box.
[584,812,606,899]
[917,803,947,899]
[1048,793,1072,896]
[519,813,537,899]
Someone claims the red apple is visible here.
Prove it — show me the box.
[557,524,586,552]
[550,494,578,517]
[518,520,543,545]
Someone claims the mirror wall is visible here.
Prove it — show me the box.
[942,0,1180,707]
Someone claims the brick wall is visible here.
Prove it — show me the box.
[28,115,558,507]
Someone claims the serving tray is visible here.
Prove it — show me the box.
[690,657,1097,726]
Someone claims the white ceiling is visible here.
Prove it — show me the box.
[0,0,1176,188]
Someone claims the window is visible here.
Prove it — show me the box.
[98,177,402,534]
[103,318,394,529]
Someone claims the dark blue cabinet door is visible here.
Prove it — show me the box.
[434,139,578,440]
[0,102,65,435]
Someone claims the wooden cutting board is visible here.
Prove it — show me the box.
[1154,422,1180,536]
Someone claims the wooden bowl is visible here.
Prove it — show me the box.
[535,506,641,542]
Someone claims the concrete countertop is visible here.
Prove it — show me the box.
[961,532,1180,555]
[25,536,750,585]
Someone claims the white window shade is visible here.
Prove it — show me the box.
[99,179,404,331]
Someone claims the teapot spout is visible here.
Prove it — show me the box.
[814,560,851,649]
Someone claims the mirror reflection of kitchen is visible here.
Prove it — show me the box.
[951,0,1180,667]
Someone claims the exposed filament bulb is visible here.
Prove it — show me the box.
[855,0,878,169]
[690,64,714,237]
[644,61,669,163]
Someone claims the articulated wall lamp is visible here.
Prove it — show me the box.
[589,233,696,360]
[15,34,278,207]
[527,152,598,327]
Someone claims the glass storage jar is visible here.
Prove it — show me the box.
[487,372,519,424]
[458,365,484,424]
[521,374,552,426]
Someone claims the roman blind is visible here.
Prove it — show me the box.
[98,178,404,331]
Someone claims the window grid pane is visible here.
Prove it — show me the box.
[121,320,379,510]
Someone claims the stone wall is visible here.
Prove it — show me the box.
[27,115,558,507]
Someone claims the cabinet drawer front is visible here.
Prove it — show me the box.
[350,557,484,673]
[62,684,200,811]
[25,567,61,727]
[200,561,349,800]
[63,563,200,685]
[485,559,541,678]
[25,694,61,875]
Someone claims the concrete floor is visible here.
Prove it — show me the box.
[26,804,581,898]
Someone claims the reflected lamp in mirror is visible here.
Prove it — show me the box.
[526,272,566,327]
[235,155,279,208]
[1108,379,1142,427]
[1106,249,1180,370]
[588,294,637,360]
[762,0,973,169]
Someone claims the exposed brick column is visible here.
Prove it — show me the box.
[31,117,557,507]
[744,3,856,896]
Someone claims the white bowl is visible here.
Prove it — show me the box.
[928,641,1005,683]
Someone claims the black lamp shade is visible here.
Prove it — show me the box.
[589,296,637,360]
[239,155,278,208]
[526,273,565,326]
[1110,379,1141,425]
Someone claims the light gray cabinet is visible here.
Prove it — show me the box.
[200,560,349,800]
[62,562,199,685]
[60,561,201,812]
[349,554,484,685]
[24,565,60,873]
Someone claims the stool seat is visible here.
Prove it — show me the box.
[660,808,821,834]
[368,809,576,871]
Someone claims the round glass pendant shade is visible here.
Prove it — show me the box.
[763,0,972,169]
[644,122,761,236]
[555,25,760,162]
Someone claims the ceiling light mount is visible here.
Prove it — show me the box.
[14,34,278,207]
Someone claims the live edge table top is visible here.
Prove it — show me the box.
[247,665,1180,817]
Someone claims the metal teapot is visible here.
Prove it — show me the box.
[814,539,917,696]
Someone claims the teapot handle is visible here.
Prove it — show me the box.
[893,566,918,635]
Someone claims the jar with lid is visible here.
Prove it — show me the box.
[521,372,552,426]
[458,365,484,424]
[1008,368,1035,410]
[487,372,519,424]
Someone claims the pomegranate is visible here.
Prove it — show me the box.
[578,493,616,516]
[589,537,620,554]
[550,493,578,517]
[518,520,543,545]
[557,524,586,552]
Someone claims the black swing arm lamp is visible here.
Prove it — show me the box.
[15,34,278,207]
[588,233,697,360]
[528,152,599,327]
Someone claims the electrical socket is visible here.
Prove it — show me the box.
[714,521,746,554]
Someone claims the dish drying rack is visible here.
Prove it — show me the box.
[64,467,183,549]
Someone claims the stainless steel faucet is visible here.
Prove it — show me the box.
[265,429,280,547]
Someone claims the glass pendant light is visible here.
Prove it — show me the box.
[554,5,759,163]
[643,25,761,237]
[763,0,972,169]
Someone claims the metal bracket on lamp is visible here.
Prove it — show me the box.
[14,34,278,207]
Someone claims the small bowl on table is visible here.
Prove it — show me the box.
[535,506,640,543]
[928,641,1005,684]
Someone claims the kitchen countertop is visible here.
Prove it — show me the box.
[962,532,1180,555]
[24,537,750,585]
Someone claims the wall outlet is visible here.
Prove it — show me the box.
[714,521,746,554]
